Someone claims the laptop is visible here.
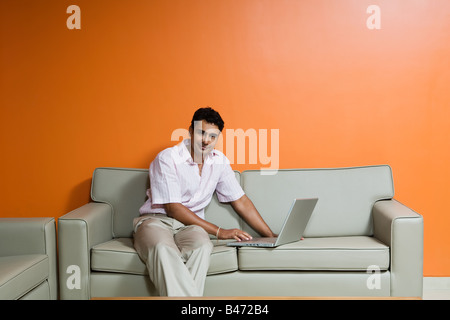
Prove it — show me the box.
[227,198,318,248]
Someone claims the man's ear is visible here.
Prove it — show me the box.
[188,126,193,137]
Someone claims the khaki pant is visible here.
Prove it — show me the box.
[133,214,213,297]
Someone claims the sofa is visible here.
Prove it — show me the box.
[57,165,423,299]
[0,218,58,299]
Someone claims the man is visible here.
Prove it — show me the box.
[133,107,275,296]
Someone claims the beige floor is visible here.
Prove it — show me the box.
[423,277,450,300]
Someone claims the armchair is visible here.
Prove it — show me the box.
[0,218,57,299]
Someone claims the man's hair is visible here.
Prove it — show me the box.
[190,107,225,132]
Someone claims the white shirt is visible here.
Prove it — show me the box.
[139,139,245,219]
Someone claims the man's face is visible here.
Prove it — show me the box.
[189,120,221,163]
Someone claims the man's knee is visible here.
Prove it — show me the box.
[152,240,179,254]
[183,225,213,251]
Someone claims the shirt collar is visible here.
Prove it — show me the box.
[179,139,218,165]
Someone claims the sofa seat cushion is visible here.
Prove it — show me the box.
[91,238,238,276]
[0,254,49,300]
[237,236,389,271]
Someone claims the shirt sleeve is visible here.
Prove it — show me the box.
[215,157,245,203]
[149,150,182,204]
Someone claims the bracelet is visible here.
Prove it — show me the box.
[216,227,221,241]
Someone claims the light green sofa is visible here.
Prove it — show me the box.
[58,165,423,299]
[0,218,58,299]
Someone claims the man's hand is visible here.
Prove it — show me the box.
[218,228,253,241]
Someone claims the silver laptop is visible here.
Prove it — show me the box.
[227,198,318,248]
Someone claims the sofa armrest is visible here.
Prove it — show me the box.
[0,218,57,299]
[58,202,113,300]
[372,199,423,297]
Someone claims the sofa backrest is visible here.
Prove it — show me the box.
[91,168,149,238]
[90,165,394,238]
[240,165,394,237]
[90,167,242,238]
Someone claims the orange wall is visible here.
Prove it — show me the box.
[1,0,449,276]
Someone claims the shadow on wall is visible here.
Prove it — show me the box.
[65,178,92,214]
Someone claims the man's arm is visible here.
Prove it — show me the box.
[164,203,253,241]
[230,195,276,237]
